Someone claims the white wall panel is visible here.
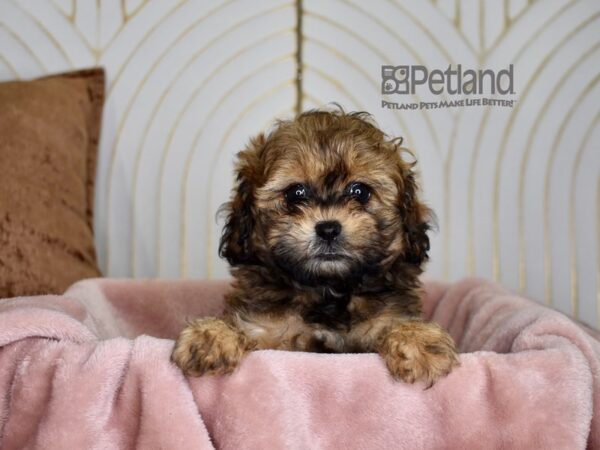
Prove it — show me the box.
[0,0,598,326]
[301,0,599,325]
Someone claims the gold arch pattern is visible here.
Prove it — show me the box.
[181,74,295,277]
[200,83,296,277]
[103,2,294,273]
[461,0,584,277]
[0,0,598,325]
[540,72,600,310]
[569,112,600,321]
[495,13,600,293]
[128,27,295,275]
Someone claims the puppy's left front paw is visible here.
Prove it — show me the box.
[378,320,459,387]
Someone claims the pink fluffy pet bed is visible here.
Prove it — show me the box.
[0,277,598,449]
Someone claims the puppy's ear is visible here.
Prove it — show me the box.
[219,135,265,265]
[397,158,432,266]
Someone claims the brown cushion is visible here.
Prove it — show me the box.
[0,68,105,297]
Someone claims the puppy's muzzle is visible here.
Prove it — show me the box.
[315,220,342,242]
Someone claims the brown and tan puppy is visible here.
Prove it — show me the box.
[172,109,459,386]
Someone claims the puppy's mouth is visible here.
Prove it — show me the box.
[311,248,351,261]
[309,243,353,262]
[270,236,378,289]
[307,245,356,274]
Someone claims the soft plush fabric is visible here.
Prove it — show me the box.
[0,68,104,297]
[0,277,598,449]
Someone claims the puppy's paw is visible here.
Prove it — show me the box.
[171,318,251,376]
[378,320,459,387]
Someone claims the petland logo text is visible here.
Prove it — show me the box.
[381,64,517,110]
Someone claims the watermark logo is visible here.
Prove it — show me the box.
[381,64,517,110]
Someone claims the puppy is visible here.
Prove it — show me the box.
[171,109,459,386]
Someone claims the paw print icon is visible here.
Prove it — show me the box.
[381,65,410,94]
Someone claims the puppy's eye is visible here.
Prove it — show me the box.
[284,184,309,204]
[347,182,371,204]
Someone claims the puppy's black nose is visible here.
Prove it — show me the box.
[315,220,342,241]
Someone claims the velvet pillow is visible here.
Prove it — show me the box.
[0,68,104,297]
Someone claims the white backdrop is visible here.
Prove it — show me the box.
[0,0,598,326]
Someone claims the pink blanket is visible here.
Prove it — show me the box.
[0,277,598,449]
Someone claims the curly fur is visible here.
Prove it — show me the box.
[172,108,458,385]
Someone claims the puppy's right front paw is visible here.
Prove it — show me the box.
[171,318,250,376]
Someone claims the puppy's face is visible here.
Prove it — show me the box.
[255,132,406,287]
[220,111,431,289]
